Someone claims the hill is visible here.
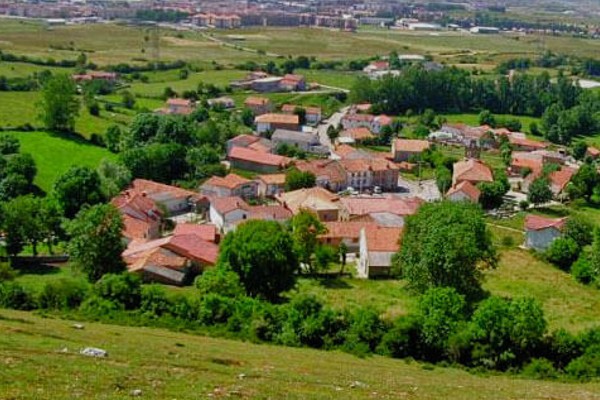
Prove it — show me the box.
[0,309,599,400]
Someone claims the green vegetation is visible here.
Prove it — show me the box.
[4,131,115,193]
[1,309,598,399]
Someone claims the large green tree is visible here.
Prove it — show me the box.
[53,166,104,218]
[527,177,553,206]
[38,74,80,132]
[395,201,497,299]
[217,220,299,301]
[290,210,327,273]
[66,204,125,282]
[285,169,316,192]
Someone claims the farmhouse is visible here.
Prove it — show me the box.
[319,221,377,252]
[446,181,481,203]
[524,214,567,251]
[391,139,430,162]
[164,98,195,116]
[340,196,422,221]
[251,77,283,92]
[276,187,341,222]
[357,226,403,278]
[228,146,290,173]
[255,113,300,133]
[226,134,272,154]
[200,173,259,199]
[279,74,306,91]
[452,159,494,186]
[244,96,273,115]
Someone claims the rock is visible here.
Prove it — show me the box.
[349,381,366,389]
[130,389,142,397]
[80,347,108,358]
[59,347,69,353]
[237,373,246,380]
[72,324,84,330]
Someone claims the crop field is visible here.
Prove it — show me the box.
[4,130,116,192]
[1,309,599,400]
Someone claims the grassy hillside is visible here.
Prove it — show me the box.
[1,309,599,400]
[6,131,116,192]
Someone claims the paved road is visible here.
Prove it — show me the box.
[317,106,350,152]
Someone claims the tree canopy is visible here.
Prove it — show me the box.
[395,201,497,300]
[38,74,80,132]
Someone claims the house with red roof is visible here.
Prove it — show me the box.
[226,134,273,155]
[363,61,389,74]
[111,190,163,242]
[319,221,378,252]
[209,196,292,232]
[228,146,290,173]
[446,181,481,203]
[358,226,402,278]
[391,139,430,162]
[522,166,577,199]
[161,98,195,116]
[296,159,347,192]
[255,113,300,133]
[586,146,600,159]
[244,96,273,115]
[281,104,322,124]
[452,159,494,186]
[524,214,567,251]
[122,228,220,286]
[279,74,306,91]
[508,136,548,152]
[128,179,207,216]
[340,196,422,221]
[339,127,375,143]
[256,173,286,197]
[276,187,342,222]
[200,173,259,199]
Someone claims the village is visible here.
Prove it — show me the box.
[111,69,590,285]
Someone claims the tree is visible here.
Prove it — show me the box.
[0,134,20,155]
[293,107,306,125]
[470,296,547,369]
[53,166,104,218]
[327,125,339,141]
[436,166,452,194]
[564,215,594,247]
[569,163,599,200]
[5,153,36,185]
[291,210,327,273]
[478,110,496,127]
[66,204,125,282]
[121,90,136,109]
[240,108,254,127]
[97,159,132,199]
[573,142,588,161]
[527,177,553,206]
[217,220,299,301]
[395,201,497,300]
[545,237,580,271]
[338,242,348,276]
[104,125,122,153]
[38,74,79,132]
[585,228,600,283]
[418,287,466,358]
[285,169,316,192]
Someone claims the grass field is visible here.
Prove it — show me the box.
[5,130,116,192]
[443,113,542,133]
[0,91,130,138]
[1,309,599,400]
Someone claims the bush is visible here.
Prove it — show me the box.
[94,273,141,310]
[565,345,600,381]
[198,293,235,325]
[342,308,386,356]
[139,285,171,318]
[522,358,558,380]
[195,267,244,298]
[0,282,35,310]
[37,279,88,310]
[571,254,596,285]
[546,329,583,370]
[545,237,580,271]
[0,263,16,282]
[79,295,121,317]
[377,315,422,359]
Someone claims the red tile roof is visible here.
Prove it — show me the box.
[247,204,293,220]
[244,96,271,106]
[321,221,377,239]
[203,173,251,190]
[296,159,347,183]
[364,226,402,252]
[255,113,299,125]
[256,173,286,185]
[131,179,203,202]
[165,234,219,265]
[509,136,548,150]
[524,214,567,231]
[210,196,249,215]
[173,223,217,243]
[393,139,430,153]
[228,146,290,167]
[446,181,481,202]
[341,127,374,141]
[549,167,576,193]
[453,159,494,184]
[228,134,261,148]
[587,146,600,158]
[341,197,423,217]
[167,98,193,107]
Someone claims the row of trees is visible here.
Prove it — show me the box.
[351,66,600,144]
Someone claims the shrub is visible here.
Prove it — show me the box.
[571,254,596,285]
[545,237,580,271]
[565,345,600,381]
[0,282,35,310]
[94,273,141,310]
[37,279,88,310]
[139,285,171,318]
[546,329,583,370]
[342,308,386,356]
[195,267,244,298]
[522,358,558,380]
[377,315,422,359]
[79,295,121,317]
[0,263,16,282]
[198,293,235,325]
